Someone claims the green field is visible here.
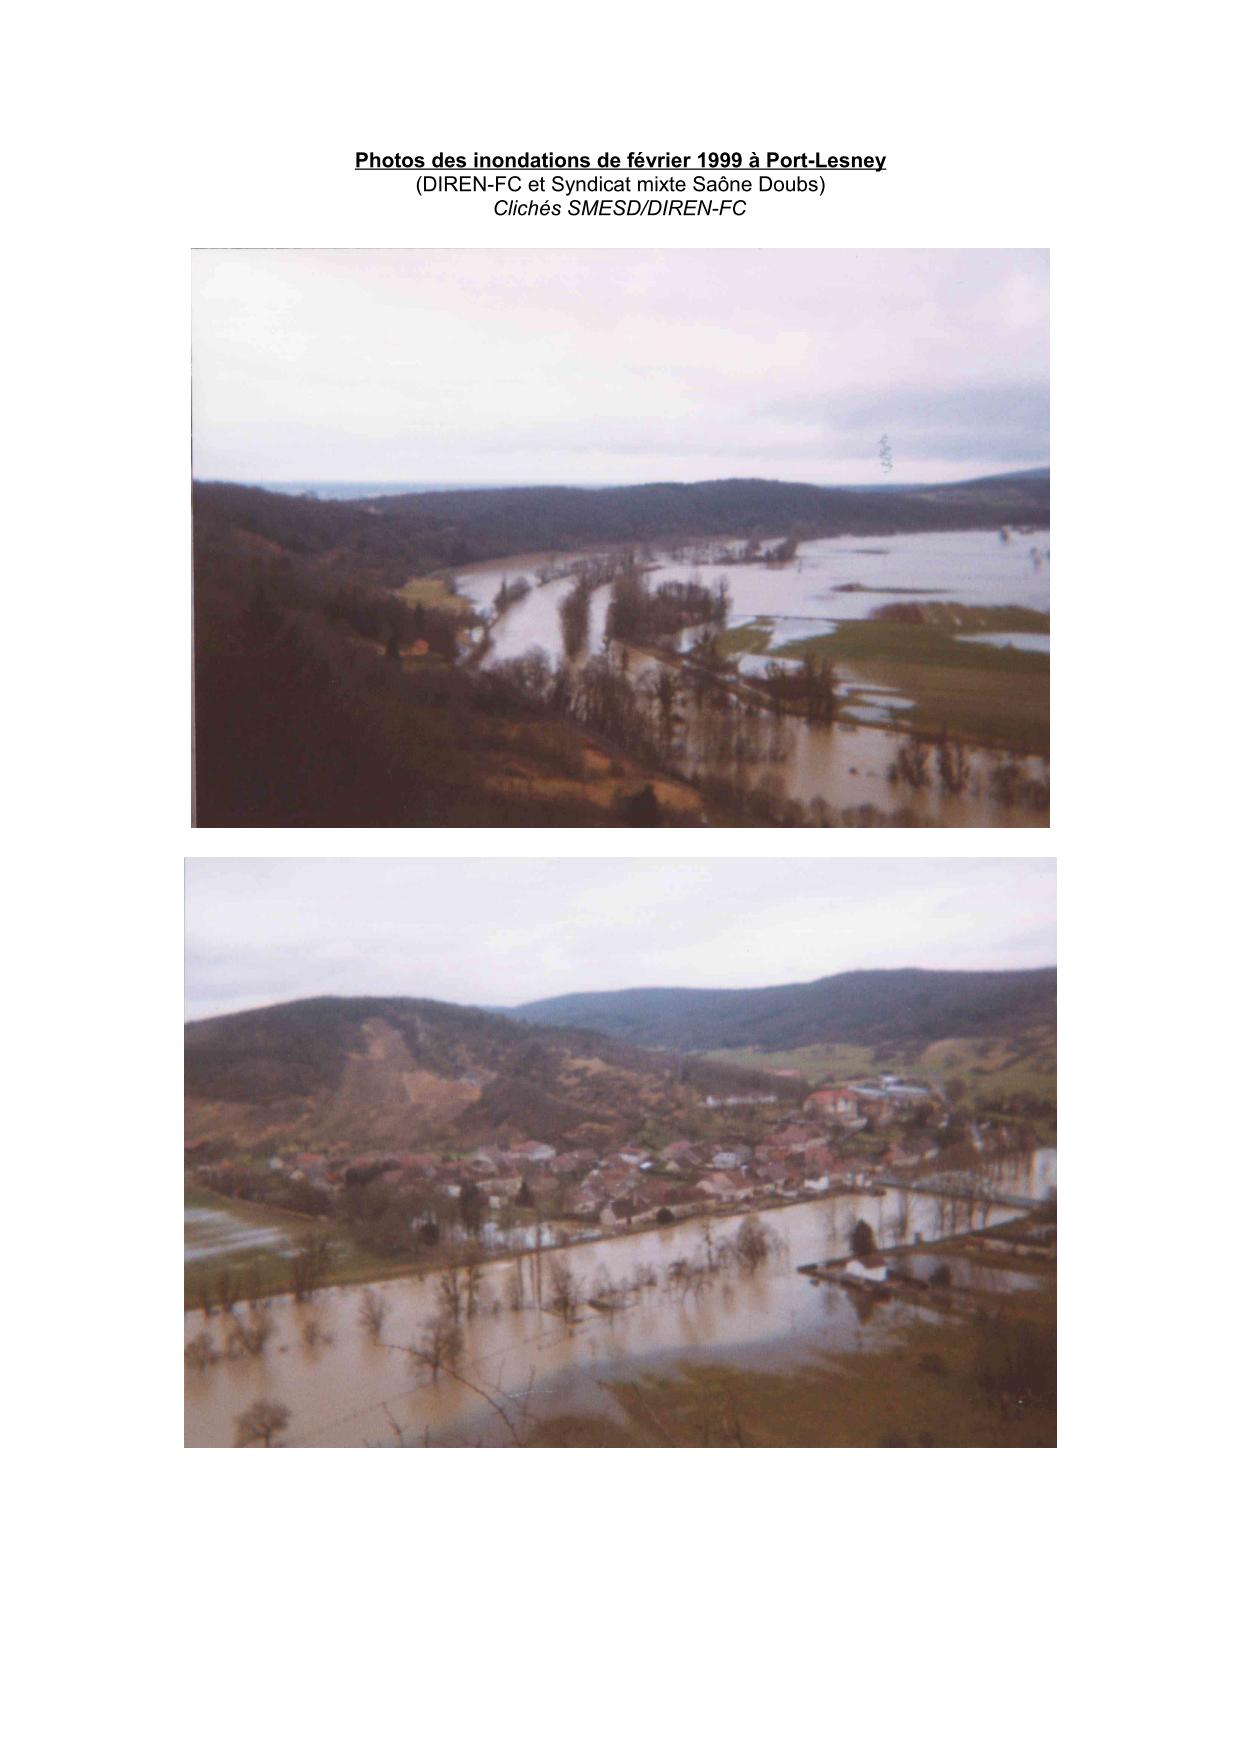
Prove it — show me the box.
[720,604,1050,754]
[702,1029,1056,1113]
[716,618,777,657]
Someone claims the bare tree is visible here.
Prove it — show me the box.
[299,1313,333,1349]
[416,1315,464,1381]
[185,1333,218,1371]
[359,1286,390,1340]
[234,1398,291,1447]
[437,1267,464,1325]
[290,1235,332,1301]
[463,1257,485,1319]
[734,1214,777,1271]
[547,1260,581,1325]
[231,1307,274,1357]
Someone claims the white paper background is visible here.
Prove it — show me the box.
[9,2,1227,1748]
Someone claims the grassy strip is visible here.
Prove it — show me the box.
[716,619,775,657]
[884,603,1049,634]
[396,574,474,616]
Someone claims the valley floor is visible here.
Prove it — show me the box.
[532,1273,1056,1447]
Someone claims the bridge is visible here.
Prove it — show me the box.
[875,1169,1045,1211]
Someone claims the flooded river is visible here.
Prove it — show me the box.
[455,528,1050,665]
[186,1160,1052,1447]
[452,530,1049,826]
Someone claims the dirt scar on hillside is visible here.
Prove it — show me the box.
[316,1018,480,1144]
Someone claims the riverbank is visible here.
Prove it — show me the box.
[185,1179,897,1310]
[184,1189,401,1306]
[185,1185,1050,1445]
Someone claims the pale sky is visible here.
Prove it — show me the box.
[185,858,1056,1021]
[190,248,1049,487]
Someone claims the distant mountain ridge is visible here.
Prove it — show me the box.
[504,967,1057,1054]
[193,468,1050,583]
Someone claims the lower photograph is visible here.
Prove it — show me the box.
[185,857,1056,1448]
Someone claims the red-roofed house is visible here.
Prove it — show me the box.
[804,1089,859,1121]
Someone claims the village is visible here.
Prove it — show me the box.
[186,1071,1048,1284]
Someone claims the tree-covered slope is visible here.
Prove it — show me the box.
[505,967,1056,1053]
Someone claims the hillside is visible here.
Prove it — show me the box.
[505,967,1057,1054]
[192,524,710,829]
[192,469,1049,828]
[184,996,791,1154]
[194,469,1050,587]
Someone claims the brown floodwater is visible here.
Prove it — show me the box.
[617,647,1048,827]
[186,1169,1049,1448]
[453,537,1049,828]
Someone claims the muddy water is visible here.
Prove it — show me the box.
[619,647,1049,827]
[186,1189,1028,1448]
[452,534,1048,826]
[455,567,611,666]
[457,529,1049,669]
[643,527,1050,625]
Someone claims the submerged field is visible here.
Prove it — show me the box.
[534,1274,1056,1447]
[186,1188,1056,1446]
[184,1189,403,1307]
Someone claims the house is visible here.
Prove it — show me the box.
[844,1253,888,1284]
[804,1088,859,1122]
[509,1141,556,1163]
[553,1150,594,1175]
[694,1170,751,1203]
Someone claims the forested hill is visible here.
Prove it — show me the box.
[184,995,794,1152]
[193,469,1050,583]
[505,967,1057,1054]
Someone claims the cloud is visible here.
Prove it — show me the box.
[190,249,1049,486]
[185,858,1056,1020]
[763,380,1051,465]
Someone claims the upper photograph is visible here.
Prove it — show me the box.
[191,248,1049,828]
